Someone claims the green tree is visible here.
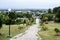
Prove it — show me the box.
[53,6,60,14]
[55,8,60,22]
[0,18,2,29]
[8,12,16,20]
[48,8,52,13]
[0,18,2,35]
[56,9,60,18]
[7,11,16,37]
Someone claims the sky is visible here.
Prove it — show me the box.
[0,0,60,9]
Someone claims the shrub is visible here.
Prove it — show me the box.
[23,20,26,24]
[54,28,60,36]
[26,21,32,26]
[44,17,48,21]
[0,18,2,29]
[5,19,11,25]
[16,19,22,24]
[18,26,24,30]
[54,17,60,22]
[41,23,48,31]
[26,22,29,26]
[54,28,60,33]
[43,17,48,24]
[42,24,47,31]
[31,18,34,23]
[40,21,43,26]
[42,14,54,21]
[0,18,2,35]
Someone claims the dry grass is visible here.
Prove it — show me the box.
[38,21,60,40]
[0,24,29,40]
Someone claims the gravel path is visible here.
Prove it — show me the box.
[10,24,41,40]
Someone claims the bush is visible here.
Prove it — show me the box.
[26,22,29,26]
[44,17,48,21]
[42,24,47,31]
[5,19,11,25]
[16,19,22,24]
[0,18,2,29]
[31,18,34,23]
[42,14,54,21]
[54,17,60,22]
[40,21,43,26]
[54,8,60,22]
[23,20,26,24]
[54,28,60,33]
[54,28,60,36]
[41,23,48,31]
[43,17,48,24]
[18,26,24,30]
[26,21,32,26]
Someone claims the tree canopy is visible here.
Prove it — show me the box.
[53,6,60,14]
[48,8,52,13]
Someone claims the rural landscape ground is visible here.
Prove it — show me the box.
[0,0,60,40]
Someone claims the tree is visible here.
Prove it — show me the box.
[42,14,53,21]
[0,13,3,29]
[48,8,52,13]
[54,28,60,36]
[0,18,2,29]
[0,18,2,35]
[7,11,16,37]
[8,12,16,20]
[56,9,60,18]
[53,6,60,14]
[55,8,60,22]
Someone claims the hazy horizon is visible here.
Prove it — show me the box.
[0,0,60,9]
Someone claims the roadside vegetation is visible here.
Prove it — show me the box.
[0,11,35,40]
[39,6,60,40]
[39,21,60,40]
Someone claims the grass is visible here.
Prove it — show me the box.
[0,24,30,40]
[38,21,60,40]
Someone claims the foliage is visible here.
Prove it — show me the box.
[23,20,26,24]
[16,19,22,24]
[0,18,2,29]
[0,13,3,29]
[30,18,35,23]
[0,15,3,35]
[26,22,29,26]
[18,26,24,30]
[39,22,60,40]
[25,13,32,18]
[40,21,43,26]
[42,14,54,21]
[26,21,31,26]
[54,17,60,22]
[42,24,47,31]
[53,6,60,14]
[5,19,12,25]
[56,9,60,18]
[16,13,32,18]
[8,12,17,20]
[5,12,17,25]
[44,17,48,21]
[54,28,60,36]
[54,8,60,22]
[48,8,52,13]
[40,22,47,31]
[54,28,60,33]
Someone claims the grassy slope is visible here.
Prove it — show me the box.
[0,24,29,40]
[39,21,60,40]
